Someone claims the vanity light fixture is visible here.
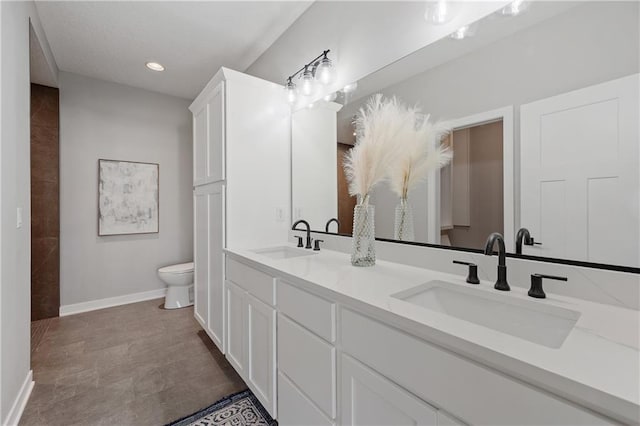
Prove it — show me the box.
[500,0,529,16]
[425,0,453,25]
[343,82,358,93]
[145,61,165,72]
[301,66,315,96]
[284,49,336,104]
[285,77,298,104]
[323,92,337,102]
[450,24,477,40]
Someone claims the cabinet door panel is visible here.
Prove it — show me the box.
[247,294,276,417]
[341,354,437,426]
[225,280,245,377]
[207,81,225,181]
[193,106,208,185]
[206,184,224,352]
[278,314,336,418]
[278,372,334,426]
[193,191,208,328]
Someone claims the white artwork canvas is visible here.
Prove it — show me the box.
[98,159,159,235]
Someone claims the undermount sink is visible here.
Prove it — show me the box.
[252,246,317,260]
[392,281,580,349]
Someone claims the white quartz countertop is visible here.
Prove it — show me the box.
[225,244,640,424]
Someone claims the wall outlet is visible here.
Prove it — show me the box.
[276,208,284,222]
[16,207,23,229]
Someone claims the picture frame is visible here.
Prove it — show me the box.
[98,159,159,236]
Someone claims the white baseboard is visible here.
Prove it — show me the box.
[59,288,167,316]
[3,370,34,426]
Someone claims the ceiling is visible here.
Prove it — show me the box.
[35,1,313,99]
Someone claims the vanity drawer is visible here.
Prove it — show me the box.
[226,257,275,306]
[278,280,335,342]
[278,313,336,419]
[340,308,614,425]
[278,372,334,426]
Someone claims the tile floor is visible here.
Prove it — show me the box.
[20,299,246,426]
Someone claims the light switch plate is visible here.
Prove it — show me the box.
[16,207,22,229]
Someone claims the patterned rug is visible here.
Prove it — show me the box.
[166,389,277,426]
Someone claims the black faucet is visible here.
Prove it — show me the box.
[484,232,510,291]
[515,227,541,255]
[292,220,313,249]
[325,218,340,233]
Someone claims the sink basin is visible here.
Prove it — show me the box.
[252,246,317,260]
[392,281,580,348]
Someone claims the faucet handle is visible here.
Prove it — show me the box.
[452,260,480,284]
[527,237,543,246]
[295,236,304,248]
[313,239,324,251]
[528,274,567,299]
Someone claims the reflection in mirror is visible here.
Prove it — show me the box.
[291,1,639,268]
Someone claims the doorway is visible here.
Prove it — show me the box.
[30,25,60,321]
[440,120,504,250]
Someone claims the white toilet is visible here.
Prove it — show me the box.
[158,262,194,309]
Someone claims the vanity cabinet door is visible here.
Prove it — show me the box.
[225,279,246,377]
[193,81,225,186]
[193,190,209,330]
[207,81,225,182]
[246,293,277,417]
[341,354,438,426]
[206,183,225,352]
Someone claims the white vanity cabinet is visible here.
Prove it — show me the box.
[225,257,277,417]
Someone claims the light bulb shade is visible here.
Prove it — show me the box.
[301,68,315,96]
[500,0,529,16]
[285,80,297,104]
[323,92,337,102]
[449,23,478,40]
[316,57,335,85]
[343,82,358,93]
[425,0,453,25]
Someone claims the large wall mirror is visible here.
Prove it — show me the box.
[291,1,639,270]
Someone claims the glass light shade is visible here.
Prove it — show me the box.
[316,57,335,85]
[501,0,529,16]
[425,0,453,25]
[343,82,358,93]
[323,92,337,102]
[285,80,297,104]
[301,68,315,96]
[449,24,477,40]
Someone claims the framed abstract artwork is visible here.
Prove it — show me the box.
[98,159,159,236]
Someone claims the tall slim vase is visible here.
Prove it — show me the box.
[394,198,414,241]
[351,204,375,267]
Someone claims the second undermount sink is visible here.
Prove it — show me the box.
[392,281,580,349]
[252,246,317,260]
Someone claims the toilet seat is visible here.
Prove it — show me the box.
[158,262,194,274]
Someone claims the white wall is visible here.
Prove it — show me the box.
[1,1,59,423]
[59,72,192,307]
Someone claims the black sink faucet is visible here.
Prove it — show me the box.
[515,227,541,255]
[325,218,340,233]
[292,220,312,249]
[484,232,510,291]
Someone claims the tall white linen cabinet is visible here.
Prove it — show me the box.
[189,68,290,415]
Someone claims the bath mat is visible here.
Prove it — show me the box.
[166,389,277,426]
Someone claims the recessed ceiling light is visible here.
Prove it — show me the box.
[146,62,165,72]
